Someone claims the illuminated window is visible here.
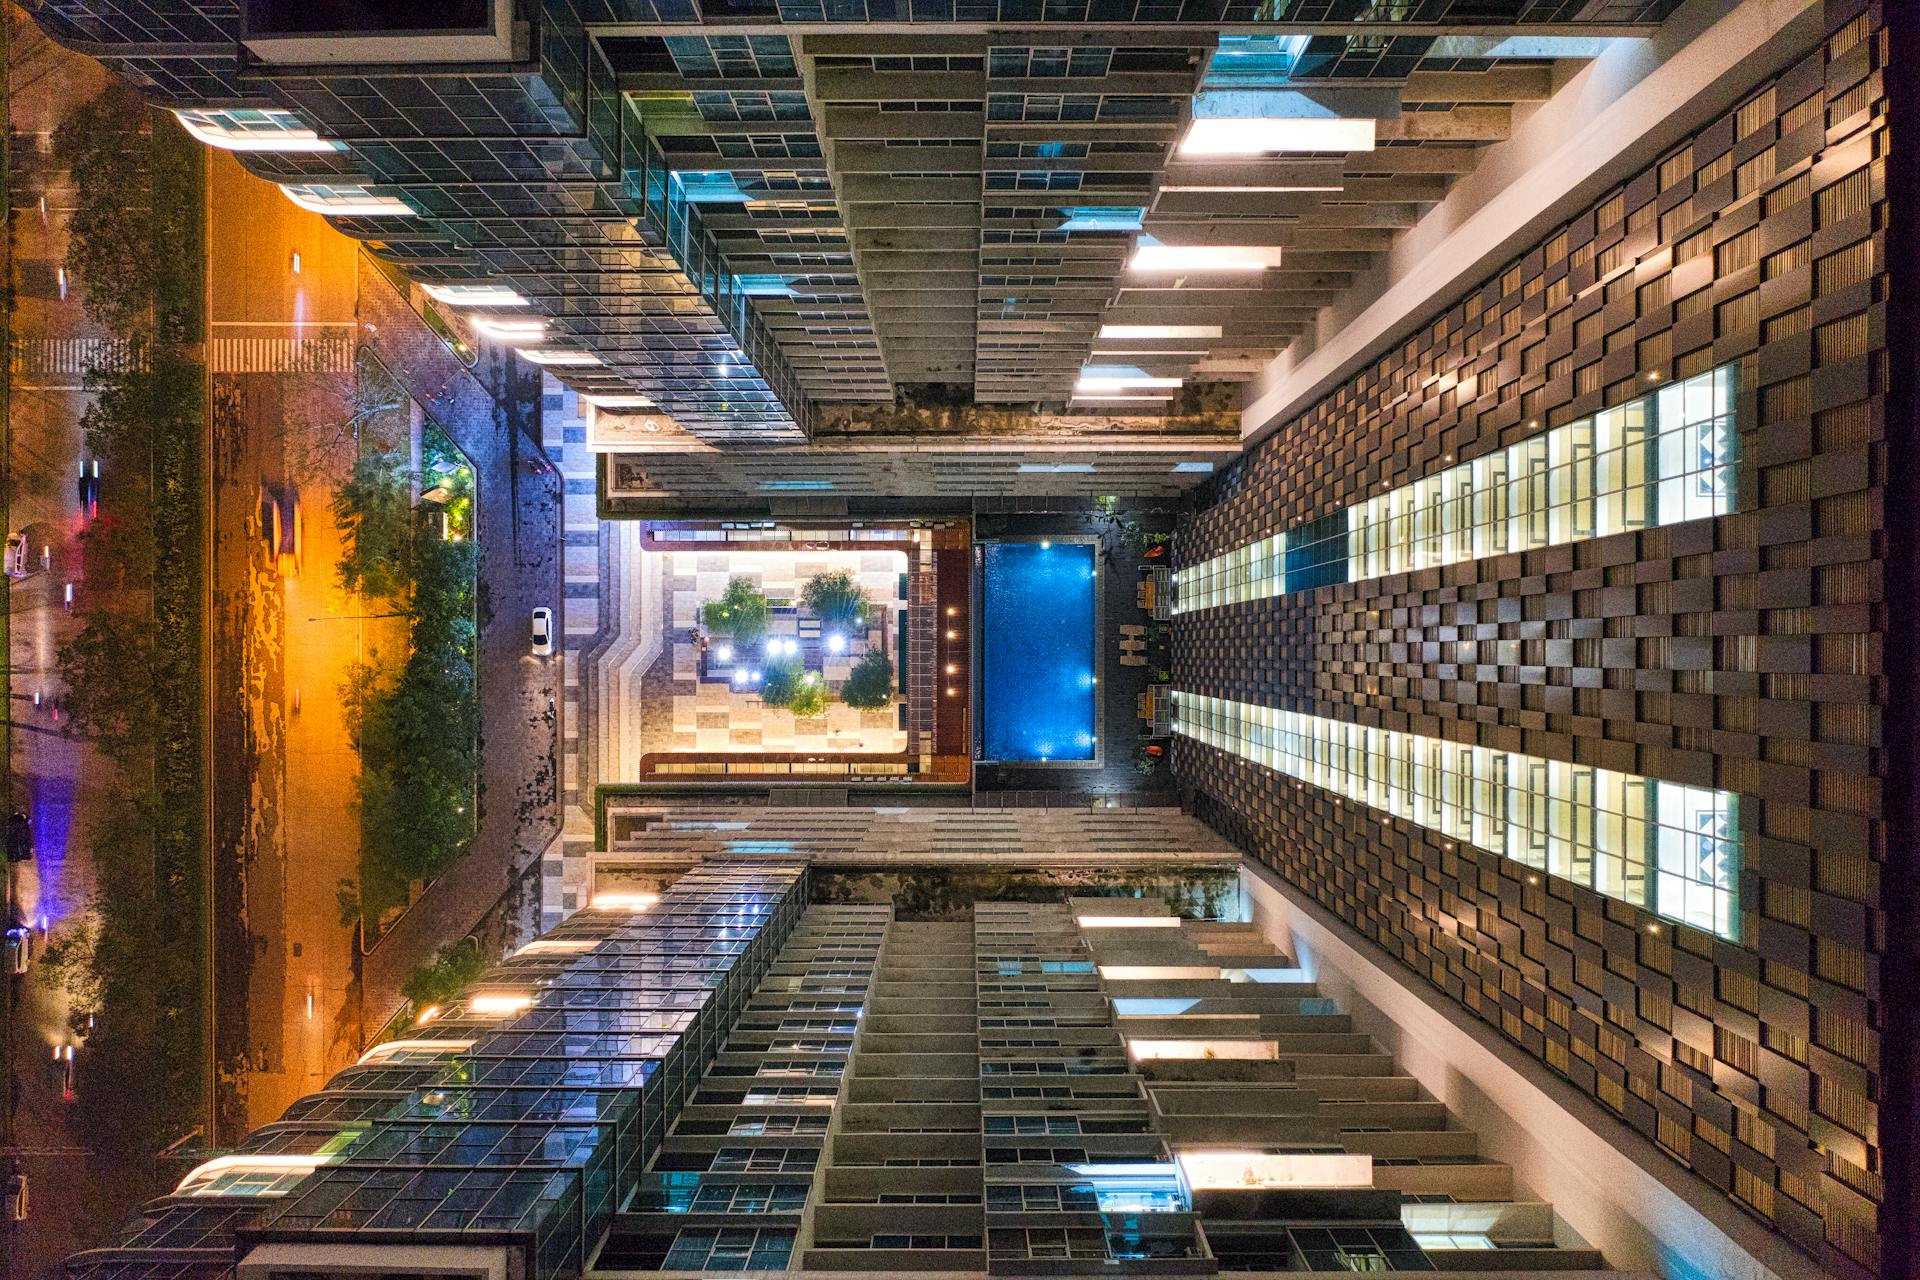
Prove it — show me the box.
[1174,694,1741,940]
[173,107,343,152]
[279,183,414,216]
[1175,364,1738,614]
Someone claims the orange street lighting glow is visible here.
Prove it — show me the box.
[468,993,534,1015]
[1180,117,1376,155]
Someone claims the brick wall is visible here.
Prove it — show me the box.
[1173,5,1889,1274]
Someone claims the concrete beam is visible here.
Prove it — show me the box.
[1400,67,1556,102]
[1374,105,1512,142]
[1244,0,1824,441]
[823,106,987,139]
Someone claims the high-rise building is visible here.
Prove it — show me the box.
[20,1,1910,1278]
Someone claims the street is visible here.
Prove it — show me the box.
[3,12,166,1278]
[3,34,564,1272]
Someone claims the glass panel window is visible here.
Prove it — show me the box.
[1173,693,1740,940]
[1174,364,1737,613]
[173,107,344,152]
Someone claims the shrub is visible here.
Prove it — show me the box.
[702,576,769,646]
[801,570,870,631]
[841,650,896,709]
[762,659,832,718]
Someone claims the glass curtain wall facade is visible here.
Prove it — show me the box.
[62,862,808,1280]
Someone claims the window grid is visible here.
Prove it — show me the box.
[1174,365,1737,614]
[1173,693,1740,940]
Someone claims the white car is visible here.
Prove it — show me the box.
[530,607,555,657]
[3,533,28,578]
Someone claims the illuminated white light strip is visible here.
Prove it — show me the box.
[356,1037,475,1065]
[1076,376,1183,391]
[591,891,661,911]
[1177,1150,1373,1190]
[423,283,529,307]
[520,349,602,367]
[1180,116,1376,155]
[469,316,548,340]
[1130,242,1282,272]
[468,993,534,1015]
[1076,915,1182,928]
[1173,692,1740,940]
[174,108,342,153]
[1173,365,1737,616]
[1098,325,1224,340]
[279,184,414,217]
[176,1154,333,1196]
[1159,184,1344,193]
[583,394,656,409]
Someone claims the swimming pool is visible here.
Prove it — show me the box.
[977,539,1099,763]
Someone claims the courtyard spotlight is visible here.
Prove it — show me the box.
[827,633,845,653]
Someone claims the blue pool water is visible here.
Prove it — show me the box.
[978,541,1098,761]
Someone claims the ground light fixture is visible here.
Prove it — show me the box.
[827,633,845,653]
[423,283,529,307]
[717,644,734,662]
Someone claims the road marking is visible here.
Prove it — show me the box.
[9,336,146,375]
[209,333,354,373]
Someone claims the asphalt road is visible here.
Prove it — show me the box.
[205,148,375,1137]
[3,16,166,1279]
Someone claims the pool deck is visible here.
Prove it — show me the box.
[974,503,1179,800]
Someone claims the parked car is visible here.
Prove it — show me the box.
[530,607,555,657]
[6,1170,26,1221]
[5,925,30,975]
[54,1043,74,1102]
[260,485,303,577]
[5,811,30,863]
[4,532,29,578]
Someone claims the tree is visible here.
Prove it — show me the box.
[403,941,489,1011]
[51,83,155,335]
[801,571,870,632]
[332,443,414,598]
[702,576,769,646]
[841,650,896,709]
[760,657,805,709]
[787,674,832,719]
